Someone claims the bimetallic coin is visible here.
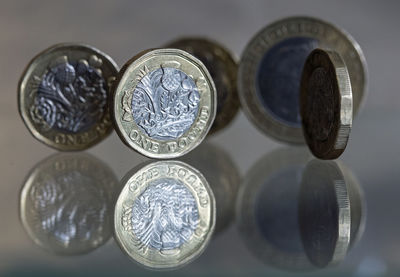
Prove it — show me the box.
[113,49,217,159]
[238,16,367,144]
[18,43,119,150]
[19,153,118,255]
[300,49,352,159]
[114,161,215,269]
[165,38,240,135]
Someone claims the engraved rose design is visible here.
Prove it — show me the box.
[31,55,107,133]
[131,178,199,251]
[131,67,200,140]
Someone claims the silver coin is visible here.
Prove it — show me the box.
[238,16,367,144]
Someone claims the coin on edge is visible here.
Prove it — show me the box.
[238,16,366,144]
[18,43,119,150]
[113,48,217,158]
[300,49,352,160]
[114,160,216,269]
[20,153,118,255]
[164,38,240,135]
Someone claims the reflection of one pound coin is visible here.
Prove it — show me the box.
[18,43,118,150]
[112,49,216,158]
[300,49,352,159]
[114,161,215,269]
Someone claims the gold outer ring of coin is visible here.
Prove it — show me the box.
[114,160,216,269]
[112,48,217,159]
[164,37,240,135]
[238,16,367,144]
[18,43,119,151]
[300,49,352,160]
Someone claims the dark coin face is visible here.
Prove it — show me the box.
[300,49,352,159]
[165,38,239,134]
[256,37,318,127]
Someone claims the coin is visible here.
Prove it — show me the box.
[238,16,367,144]
[300,49,352,159]
[18,43,119,150]
[165,38,240,135]
[112,49,217,159]
[114,160,215,269]
[19,153,118,255]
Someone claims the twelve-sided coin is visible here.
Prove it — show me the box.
[113,48,217,158]
[18,43,119,150]
[300,49,352,160]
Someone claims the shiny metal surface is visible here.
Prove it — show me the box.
[1,0,400,276]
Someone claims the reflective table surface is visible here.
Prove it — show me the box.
[1,0,400,276]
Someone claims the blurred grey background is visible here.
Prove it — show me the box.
[0,0,399,276]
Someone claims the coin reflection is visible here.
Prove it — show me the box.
[20,153,118,255]
[180,142,241,235]
[114,160,216,270]
[237,148,365,271]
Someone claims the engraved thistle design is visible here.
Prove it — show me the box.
[30,55,108,133]
[129,178,199,252]
[127,66,200,140]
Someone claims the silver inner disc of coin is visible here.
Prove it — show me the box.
[256,37,318,127]
[131,67,200,140]
[131,178,200,251]
[32,56,108,133]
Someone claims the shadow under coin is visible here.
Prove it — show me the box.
[237,147,365,272]
[19,152,118,255]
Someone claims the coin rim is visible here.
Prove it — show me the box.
[238,16,367,144]
[18,43,119,151]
